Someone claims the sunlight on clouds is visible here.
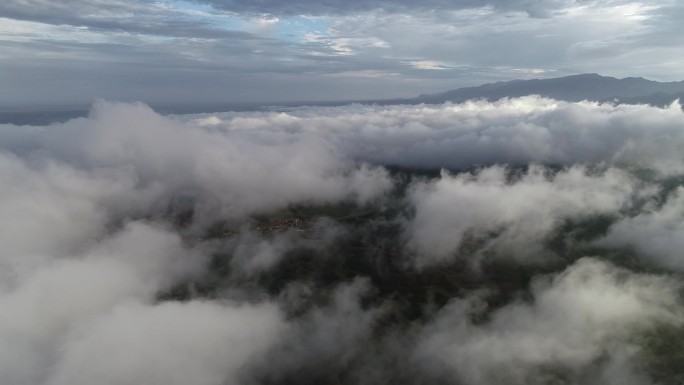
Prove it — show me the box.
[325,69,400,78]
[509,67,548,75]
[409,61,451,70]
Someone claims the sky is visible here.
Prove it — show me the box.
[2,0,684,106]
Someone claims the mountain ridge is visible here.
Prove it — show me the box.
[403,73,684,105]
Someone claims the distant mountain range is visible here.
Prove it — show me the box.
[390,73,684,106]
[3,73,684,125]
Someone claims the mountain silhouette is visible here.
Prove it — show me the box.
[381,73,684,106]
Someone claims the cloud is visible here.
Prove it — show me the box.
[46,301,284,385]
[188,97,684,173]
[255,278,383,384]
[0,101,390,384]
[405,165,640,265]
[414,258,682,385]
[3,0,684,106]
[596,186,684,271]
[0,101,392,222]
[200,0,579,17]
[0,222,210,385]
[0,0,250,39]
[4,99,684,384]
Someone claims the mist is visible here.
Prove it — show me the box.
[2,98,684,384]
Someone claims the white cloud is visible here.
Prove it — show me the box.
[0,101,393,384]
[415,258,682,385]
[191,97,684,173]
[0,101,392,222]
[256,278,382,384]
[0,222,210,385]
[409,60,451,70]
[596,186,684,270]
[3,98,684,384]
[46,301,283,385]
[405,165,640,265]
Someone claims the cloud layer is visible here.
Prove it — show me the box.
[183,97,684,173]
[200,0,574,17]
[3,0,684,105]
[3,98,684,384]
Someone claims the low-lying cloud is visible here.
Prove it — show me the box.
[184,97,684,173]
[406,165,640,265]
[3,97,684,384]
[415,258,683,385]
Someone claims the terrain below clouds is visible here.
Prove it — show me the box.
[2,98,684,385]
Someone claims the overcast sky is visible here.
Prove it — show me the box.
[2,0,684,107]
